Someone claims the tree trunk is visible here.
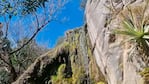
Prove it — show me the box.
[9,65,17,82]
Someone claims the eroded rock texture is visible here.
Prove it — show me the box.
[12,0,149,84]
[86,0,146,84]
[13,28,106,84]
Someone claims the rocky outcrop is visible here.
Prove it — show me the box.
[13,27,106,84]
[85,0,148,84]
[12,0,149,84]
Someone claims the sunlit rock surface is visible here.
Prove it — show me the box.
[12,0,149,84]
[86,0,146,84]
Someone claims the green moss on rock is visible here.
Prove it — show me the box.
[49,27,107,84]
[140,67,149,84]
[13,26,107,84]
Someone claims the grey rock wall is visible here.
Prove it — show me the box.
[85,0,145,84]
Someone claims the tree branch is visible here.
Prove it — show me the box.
[0,54,10,66]
[9,0,66,55]
[4,15,11,38]
[9,19,52,55]
[34,13,39,28]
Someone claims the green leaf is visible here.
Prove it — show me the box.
[2,0,6,2]
[143,35,149,39]
[114,29,140,37]
[122,20,135,32]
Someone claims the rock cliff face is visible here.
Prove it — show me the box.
[85,0,148,84]
[13,0,149,84]
[13,27,106,84]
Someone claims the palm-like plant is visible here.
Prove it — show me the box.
[114,1,149,53]
[115,20,149,47]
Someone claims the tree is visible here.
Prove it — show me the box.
[0,38,48,84]
[0,0,66,83]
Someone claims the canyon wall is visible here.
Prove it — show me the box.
[12,0,149,84]
[85,0,146,84]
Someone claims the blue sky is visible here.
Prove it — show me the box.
[0,0,84,48]
[36,0,85,48]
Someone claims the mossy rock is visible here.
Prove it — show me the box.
[140,67,149,84]
[97,81,105,84]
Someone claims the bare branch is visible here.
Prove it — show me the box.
[9,0,65,55]
[0,54,10,66]
[4,15,11,38]
[9,19,53,55]
[0,53,14,69]
[34,13,39,28]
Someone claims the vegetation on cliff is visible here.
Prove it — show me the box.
[12,27,107,84]
[114,1,149,83]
